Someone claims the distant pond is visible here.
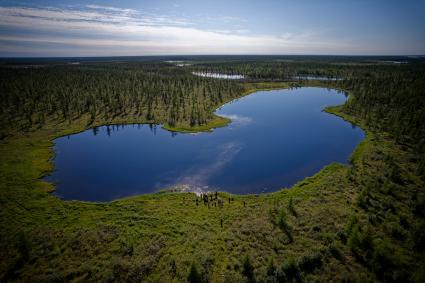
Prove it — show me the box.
[46,87,364,202]
[293,76,342,81]
[192,72,245,79]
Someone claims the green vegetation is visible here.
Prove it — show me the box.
[0,56,424,282]
[162,115,231,133]
[161,81,293,133]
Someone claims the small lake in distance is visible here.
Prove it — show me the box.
[46,87,365,202]
[192,72,245,79]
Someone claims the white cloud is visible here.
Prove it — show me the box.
[0,5,355,56]
[85,4,138,14]
[174,142,243,190]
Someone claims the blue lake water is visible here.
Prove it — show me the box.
[47,87,365,202]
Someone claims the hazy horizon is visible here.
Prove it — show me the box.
[1,54,424,59]
[1,0,424,57]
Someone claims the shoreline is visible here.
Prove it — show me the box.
[40,82,368,203]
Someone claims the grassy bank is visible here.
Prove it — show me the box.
[0,83,423,282]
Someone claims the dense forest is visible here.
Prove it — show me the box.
[0,62,243,137]
[0,56,424,282]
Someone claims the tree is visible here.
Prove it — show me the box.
[188,263,201,283]
[242,255,255,283]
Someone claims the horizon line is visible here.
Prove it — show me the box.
[1,54,424,59]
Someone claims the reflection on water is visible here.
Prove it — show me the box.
[47,87,364,201]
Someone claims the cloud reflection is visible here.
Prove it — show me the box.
[173,141,242,193]
[220,114,252,126]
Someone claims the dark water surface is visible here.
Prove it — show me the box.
[47,87,364,201]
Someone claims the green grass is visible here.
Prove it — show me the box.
[162,115,231,133]
[1,83,423,282]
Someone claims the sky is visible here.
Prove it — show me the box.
[0,0,424,57]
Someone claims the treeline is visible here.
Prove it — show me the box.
[188,58,418,80]
[189,60,348,80]
[1,58,424,154]
[338,65,425,149]
[0,62,243,138]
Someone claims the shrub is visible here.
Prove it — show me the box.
[298,251,322,273]
[345,214,358,236]
[337,229,347,244]
[266,257,277,277]
[188,263,201,283]
[413,197,425,217]
[411,264,425,283]
[370,239,396,281]
[413,221,425,251]
[288,197,297,217]
[281,257,301,282]
[16,232,30,261]
[242,256,256,283]
[277,210,293,243]
[348,224,373,260]
[329,241,343,260]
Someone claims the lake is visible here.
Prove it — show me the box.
[192,72,245,79]
[47,87,364,201]
[293,76,342,81]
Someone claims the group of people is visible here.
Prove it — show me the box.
[194,192,245,208]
